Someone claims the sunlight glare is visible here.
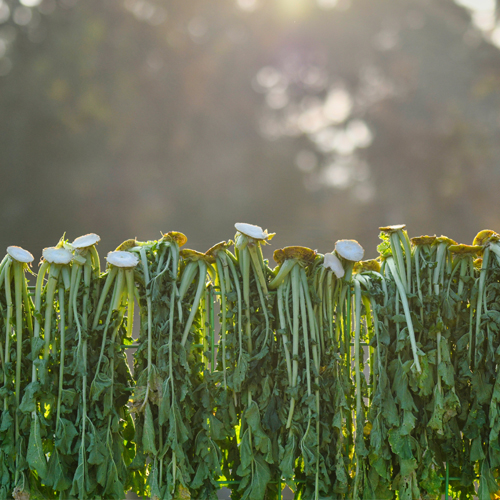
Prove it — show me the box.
[256,66,281,89]
[295,150,317,173]
[0,1,9,24]
[346,120,373,148]
[317,0,338,10]
[312,127,337,153]
[276,0,309,19]
[353,182,375,203]
[321,161,351,188]
[323,88,352,124]
[13,6,32,26]
[237,0,258,12]
[266,88,288,109]
[188,17,208,39]
[20,0,42,6]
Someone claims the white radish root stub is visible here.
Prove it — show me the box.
[106,251,139,268]
[7,246,34,263]
[43,247,73,264]
[234,222,274,241]
[72,233,101,249]
[335,239,365,262]
[323,252,345,278]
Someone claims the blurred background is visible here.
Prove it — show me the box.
[1,0,500,263]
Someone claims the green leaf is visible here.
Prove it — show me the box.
[0,412,13,433]
[143,402,157,455]
[55,418,78,455]
[18,382,39,414]
[70,453,85,497]
[240,455,271,500]
[47,449,72,492]
[27,413,47,479]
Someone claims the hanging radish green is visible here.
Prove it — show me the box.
[233,223,278,500]
[205,241,242,490]
[462,230,500,500]
[129,232,189,500]
[82,248,137,499]
[0,246,34,499]
[312,251,352,498]
[173,246,220,499]
[270,246,325,499]
[2,223,500,500]
[21,245,73,499]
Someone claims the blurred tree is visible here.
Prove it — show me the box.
[0,0,499,263]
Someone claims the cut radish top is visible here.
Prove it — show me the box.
[72,233,100,249]
[411,235,436,246]
[106,251,139,268]
[273,246,316,265]
[43,247,73,264]
[235,222,274,241]
[7,246,34,263]
[435,236,457,246]
[181,248,215,264]
[205,241,229,258]
[473,230,499,247]
[162,231,188,247]
[323,252,345,278]
[335,239,365,262]
[115,239,138,251]
[449,244,482,255]
[379,224,406,232]
[354,259,381,273]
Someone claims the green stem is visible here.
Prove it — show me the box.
[92,268,123,384]
[32,261,49,385]
[13,261,23,473]
[180,261,206,347]
[286,263,300,429]
[269,259,297,290]
[125,269,135,339]
[226,257,243,392]
[326,272,334,344]
[92,267,118,330]
[4,260,12,413]
[247,243,268,296]
[251,258,271,353]
[353,280,362,425]
[414,246,424,325]
[68,262,79,327]
[390,232,407,293]
[216,256,228,389]
[56,286,66,425]
[386,257,422,373]
[43,265,61,364]
[400,230,412,294]
[433,244,447,296]
[277,283,292,386]
[474,247,490,371]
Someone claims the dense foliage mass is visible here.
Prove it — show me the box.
[2,224,500,499]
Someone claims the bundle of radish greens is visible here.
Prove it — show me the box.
[2,224,500,500]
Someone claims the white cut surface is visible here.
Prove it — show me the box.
[234,222,268,240]
[335,239,365,262]
[43,247,73,264]
[323,252,345,278]
[106,251,139,268]
[7,246,34,263]
[72,233,100,248]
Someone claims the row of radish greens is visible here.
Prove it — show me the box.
[2,224,500,500]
